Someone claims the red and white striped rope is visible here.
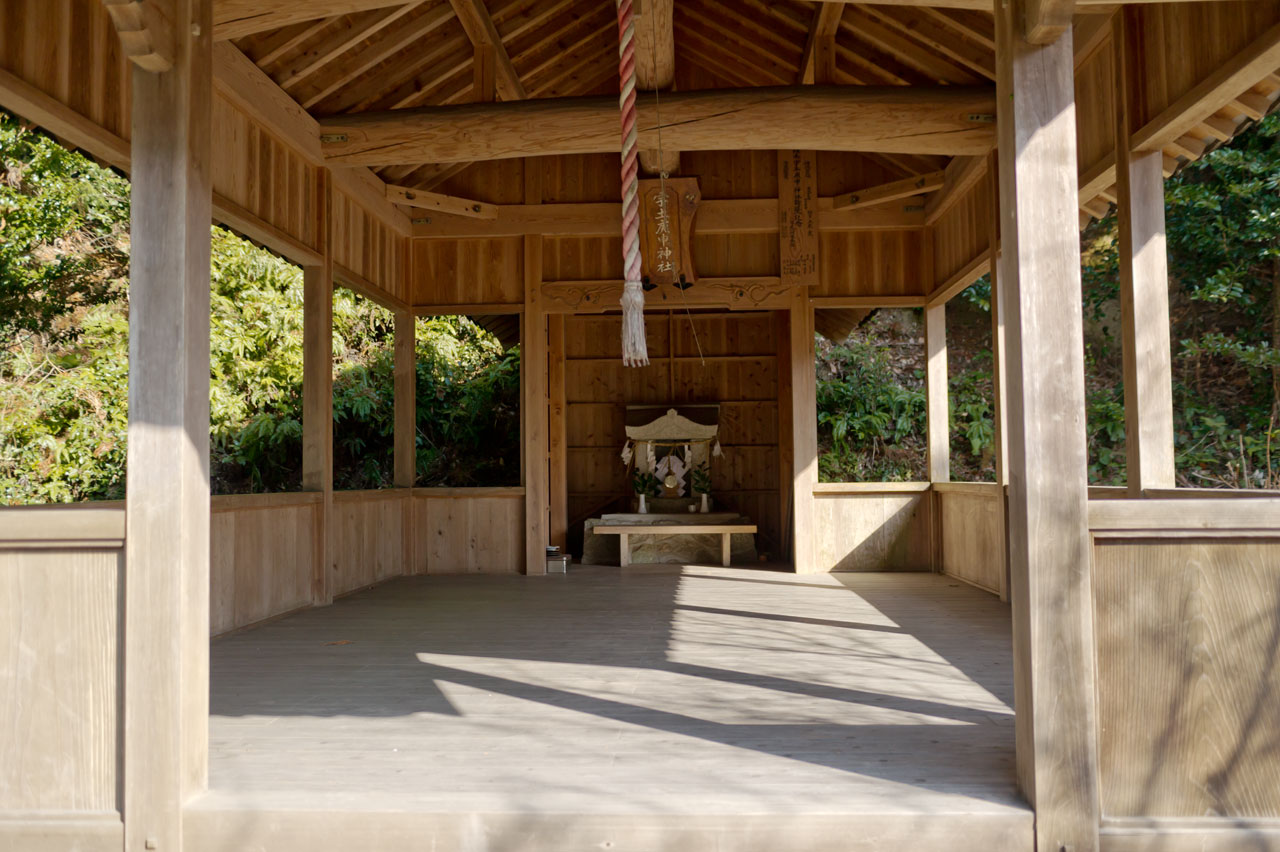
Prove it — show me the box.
[614,0,649,367]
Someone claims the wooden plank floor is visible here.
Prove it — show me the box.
[189,568,1032,852]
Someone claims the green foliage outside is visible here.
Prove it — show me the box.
[0,113,518,504]
[815,308,996,482]
[817,111,1280,487]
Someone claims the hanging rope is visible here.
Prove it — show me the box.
[614,0,648,367]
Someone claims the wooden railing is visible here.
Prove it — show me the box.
[0,504,127,847]
[1088,494,1280,841]
[811,482,933,572]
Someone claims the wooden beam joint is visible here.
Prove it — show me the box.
[103,0,177,72]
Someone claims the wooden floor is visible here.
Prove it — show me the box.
[189,568,1032,852]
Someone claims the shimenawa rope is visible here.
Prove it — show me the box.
[613,0,648,367]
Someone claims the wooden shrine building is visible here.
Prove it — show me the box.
[2,1,1280,851]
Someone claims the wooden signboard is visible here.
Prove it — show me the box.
[778,149,819,286]
[638,176,700,287]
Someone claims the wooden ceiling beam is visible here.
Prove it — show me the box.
[319,85,998,165]
[635,0,674,90]
[298,3,456,109]
[211,42,413,236]
[634,0,678,175]
[798,4,844,85]
[841,6,982,84]
[255,18,336,68]
[924,154,987,225]
[276,2,423,91]
[1024,0,1076,45]
[832,169,946,211]
[448,0,526,100]
[856,5,994,81]
[385,184,497,218]
[214,0,408,41]
[410,197,926,238]
[208,0,1243,40]
[102,0,176,71]
[1132,20,1280,152]
[728,0,1233,8]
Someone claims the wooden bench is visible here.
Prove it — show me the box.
[593,524,758,567]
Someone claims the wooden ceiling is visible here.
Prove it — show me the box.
[224,0,1280,221]
[229,0,998,189]
[232,1,996,117]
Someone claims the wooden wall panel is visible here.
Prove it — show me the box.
[814,152,906,198]
[564,312,783,556]
[937,485,1006,595]
[0,547,120,812]
[543,235,622,281]
[209,495,319,636]
[1131,2,1280,131]
[1093,536,1280,819]
[1074,37,1116,177]
[693,233,779,278]
[0,0,131,146]
[435,158,528,204]
[815,230,929,299]
[210,96,323,254]
[813,491,932,572]
[931,175,993,287]
[682,150,778,199]
[332,191,408,304]
[539,154,621,204]
[412,491,524,573]
[331,491,410,596]
[412,237,523,307]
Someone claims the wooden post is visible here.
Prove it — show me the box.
[393,308,416,488]
[776,311,796,561]
[789,288,818,573]
[925,303,949,483]
[548,314,568,551]
[995,2,1100,850]
[989,152,1009,491]
[988,151,1011,601]
[303,257,334,604]
[1114,10,1176,495]
[522,163,548,575]
[122,0,212,848]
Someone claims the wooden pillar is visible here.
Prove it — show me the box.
[393,309,416,488]
[303,258,334,604]
[995,2,1100,851]
[789,288,818,573]
[1114,10,1175,495]
[122,0,212,848]
[548,314,568,551]
[988,152,1011,601]
[989,152,1009,490]
[522,163,548,575]
[925,303,949,483]
[776,311,796,561]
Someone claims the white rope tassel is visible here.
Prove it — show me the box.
[621,281,647,367]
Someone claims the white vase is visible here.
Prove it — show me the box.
[700,492,709,513]
[639,493,648,514]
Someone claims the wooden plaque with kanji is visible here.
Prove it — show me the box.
[638,177,700,287]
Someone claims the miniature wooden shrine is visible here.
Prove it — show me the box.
[584,406,758,566]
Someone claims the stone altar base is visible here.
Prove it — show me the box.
[583,512,758,566]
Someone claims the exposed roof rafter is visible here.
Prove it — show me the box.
[448,0,527,100]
